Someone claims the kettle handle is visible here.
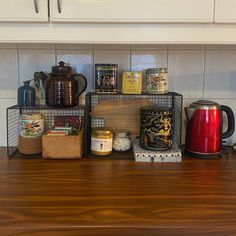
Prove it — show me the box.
[74,73,87,98]
[221,105,235,139]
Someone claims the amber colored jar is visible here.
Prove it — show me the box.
[91,127,113,156]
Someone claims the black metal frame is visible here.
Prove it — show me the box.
[6,105,85,158]
[84,92,183,157]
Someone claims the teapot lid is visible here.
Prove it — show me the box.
[190,100,220,110]
[51,61,71,75]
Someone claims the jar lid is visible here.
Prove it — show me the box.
[20,112,42,120]
[92,127,113,135]
[146,67,168,74]
[113,129,129,137]
[141,106,171,112]
[51,61,71,75]
[95,64,118,70]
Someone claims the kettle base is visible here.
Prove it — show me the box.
[183,147,224,159]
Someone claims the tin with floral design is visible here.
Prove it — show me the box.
[145,67,168,94]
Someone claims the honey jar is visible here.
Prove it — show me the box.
[91,127,113,156]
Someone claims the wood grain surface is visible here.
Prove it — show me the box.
[90,99,152,135]
[1,148,236,235]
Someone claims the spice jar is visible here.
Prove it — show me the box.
[113,130,131,152]
[145,67,168,94]
[91,127,113,156]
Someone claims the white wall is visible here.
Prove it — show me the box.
[1,43,236,146]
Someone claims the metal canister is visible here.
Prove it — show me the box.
[140,106,173,151]
[20,113,44,138]
[95,64,118,93]
[145,67,168,94]
[91,127,113,156]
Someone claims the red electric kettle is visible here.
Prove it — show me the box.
[185,100,235,156]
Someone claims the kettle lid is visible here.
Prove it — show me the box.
[190,100,220,110]
[51,61,71,75]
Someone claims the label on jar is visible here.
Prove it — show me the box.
[20,118,44,138]
[91,137,113,152]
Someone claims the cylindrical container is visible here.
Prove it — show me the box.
[113,130,131,152]
[91,127,113,156]
[18,136,42,155]
[145,67,168,94]
[140,106,173,151]
[17,81,36,106]
[20,113,44,138]
[95,64,118,93]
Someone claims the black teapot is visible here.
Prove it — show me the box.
[44,61,87,108]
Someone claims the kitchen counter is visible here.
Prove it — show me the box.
[1,148,236,235]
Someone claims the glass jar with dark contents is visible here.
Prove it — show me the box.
[95,64,118,93]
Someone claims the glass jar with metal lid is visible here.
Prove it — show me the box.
[91,127,113,156]
[95,64,118,93]
[145,67,168,94]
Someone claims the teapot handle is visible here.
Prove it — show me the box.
[74,73,87,98]
[221,105,235,139]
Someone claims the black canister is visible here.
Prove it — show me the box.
[140,106,173,151]
[17,81,36,107]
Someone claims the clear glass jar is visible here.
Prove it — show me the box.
[91,127,113,156]
[113,130,131,152]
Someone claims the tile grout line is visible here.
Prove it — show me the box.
[202,45,207,99]
[16,43,20,87]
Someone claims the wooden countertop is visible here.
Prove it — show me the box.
[1,148,236,235]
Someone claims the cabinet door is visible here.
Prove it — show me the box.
[215,0,236,23]
[0,0,48,22]
[50,0,214,23]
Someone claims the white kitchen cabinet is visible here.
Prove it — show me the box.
[0,0,48,22]
[215,0,236,23]
[50,0,214,23]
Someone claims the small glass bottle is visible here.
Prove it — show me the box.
[17,80,36,106]
[113,130,131,152]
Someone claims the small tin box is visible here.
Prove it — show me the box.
[122,71,142,94]
[145,67,168,94]
[95,64,118,93]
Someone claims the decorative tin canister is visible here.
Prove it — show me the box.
[95,64,118,93]
[122,71,142,94]
[140,106,173,151]
[145,67,168,94]
[20,113,44,138]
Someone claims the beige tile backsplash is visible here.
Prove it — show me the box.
[1,43,236,146]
